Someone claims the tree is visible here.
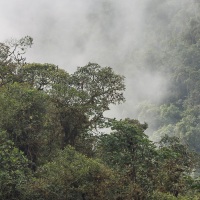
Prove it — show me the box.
[19,62,125,147]
[18,63,69,90]
[24,146,117,200]
[156,135,198,197]
[0,36,33,66]
[0,36,33,87]
[52,62,125,146]
[97,118,157,199]
[0,83,51,168]
[0,130,31,200]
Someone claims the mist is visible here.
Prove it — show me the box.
[0,0,190,123]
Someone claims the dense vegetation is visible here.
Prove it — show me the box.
[135,0,200,154]
[0,35,199,200]
[1,1,200,199]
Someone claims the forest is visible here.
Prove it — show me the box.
[1,0,200,199]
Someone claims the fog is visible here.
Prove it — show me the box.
[0,0,188,121]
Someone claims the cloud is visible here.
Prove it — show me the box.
[0,0,184,121]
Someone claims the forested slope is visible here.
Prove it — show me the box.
[0,35,199,199]
[133,0,200,154]
[1,1,200,199]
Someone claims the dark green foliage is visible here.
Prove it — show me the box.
[0,131,31,200]
[97,119,158,199]
[50,62,125,146]
[156,135,197,197]
[1,18,200,199]
[23,146,117,200]
[0,83,50,167]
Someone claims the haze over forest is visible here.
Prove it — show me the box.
[0,0,182,120]
[1,0,200,199]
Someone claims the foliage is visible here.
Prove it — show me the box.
[0,130,31,200]
[0,82,51,167]
[156,135,198,197]
[136,0,200,155]
[0,30,200,199]
[0,36,33,66]
[151,190,200,200]
[97,119,157,199]
[23,146,117,200]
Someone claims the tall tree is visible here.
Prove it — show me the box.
[97,118,157,199]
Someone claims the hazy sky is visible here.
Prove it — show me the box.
[0,0,146,68]
[0,0,170,119]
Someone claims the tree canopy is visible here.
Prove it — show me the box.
[1,3,200,197]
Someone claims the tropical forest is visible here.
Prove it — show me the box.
[1,0,200,199]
